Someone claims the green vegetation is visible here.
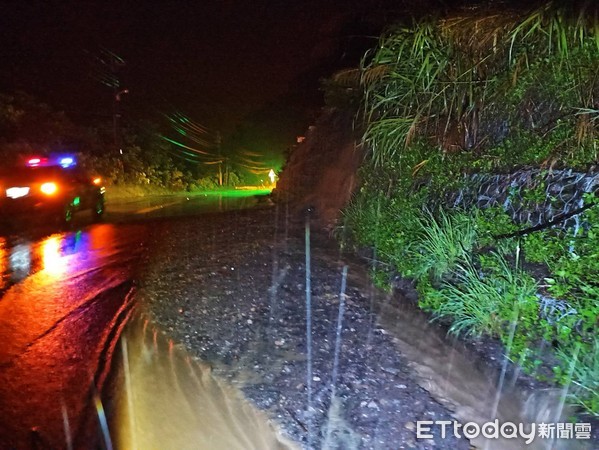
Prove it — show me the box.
[359,1,599,170]
[341,2,599,416]
[559,338,599,416]
[409,209,478,282]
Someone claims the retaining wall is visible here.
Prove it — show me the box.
[448,168,599,232]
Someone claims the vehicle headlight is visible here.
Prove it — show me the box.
[40,182,58,195]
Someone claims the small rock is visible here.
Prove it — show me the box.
[381,367,399,376]
[404,421,415,431]
[367,400,379,410]
[312,376,321,382]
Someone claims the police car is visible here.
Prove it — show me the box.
[0,155,105,226]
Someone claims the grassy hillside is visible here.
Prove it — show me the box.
[340,1,598,416]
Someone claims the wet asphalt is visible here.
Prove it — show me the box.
[0,193,262,449]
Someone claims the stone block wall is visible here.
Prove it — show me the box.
[448,168,599,233]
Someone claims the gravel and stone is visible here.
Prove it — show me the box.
[135,206,470,449]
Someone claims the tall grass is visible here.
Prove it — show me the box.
[433,253,538,338]
[408,209,537,339]
[558,337,599,417]
[409,209,478,282]
[359,2,599,167]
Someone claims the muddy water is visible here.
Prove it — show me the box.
[366,281,590,450]
[111,316,298,450]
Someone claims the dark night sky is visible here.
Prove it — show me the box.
[0,0,415,134]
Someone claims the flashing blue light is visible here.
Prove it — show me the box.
[59,157,75,168]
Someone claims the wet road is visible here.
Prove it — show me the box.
[0,192,266,449]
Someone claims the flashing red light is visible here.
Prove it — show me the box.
[28,158,42,166]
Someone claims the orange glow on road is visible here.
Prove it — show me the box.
[87,224,115,253]
[0,238,7,291]
[42,236,67,276]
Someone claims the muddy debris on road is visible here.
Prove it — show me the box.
[137,207,470,449]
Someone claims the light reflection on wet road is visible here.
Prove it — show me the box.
[0,225,136,295]
[113,316,296,450]
[0,193,267,449]
[0,223,143,448]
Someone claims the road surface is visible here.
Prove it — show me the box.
[0,192,267,449]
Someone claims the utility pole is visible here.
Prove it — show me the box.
[107,51,127,155]
[216,131,223,186]
[113,88,129,155]
[225,158,229,186]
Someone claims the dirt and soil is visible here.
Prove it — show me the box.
[135,206,471,449]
